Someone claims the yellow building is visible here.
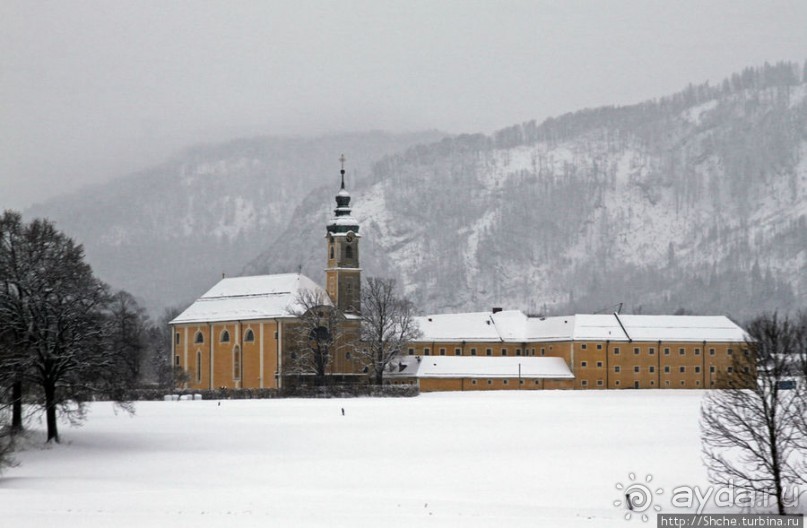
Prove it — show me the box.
[171,159,748,392]
[390,310,747,391]
[170,162,365,389]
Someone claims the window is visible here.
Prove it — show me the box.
[634,347,640,355]
[175,355,180,366]
[597,380,603,386]
[503,379,509,385]
[534,380,540,385]
[665,380,670,386]
[540,348,545,356]
[597,361,603,368]
[581,380,588,386]
[515,348,522,356]
[470,348,477,356]
[694,348,701,356]
[330,245,334,259]
[581,344,587,350]
[196,351,202,383]
[221,330,230,343]
[519,379,525,385]
[727,348,734,356]
[649,366,655,373]
[439,348,446,356]
[679,348,685,355]
[634,366,640,373]
[487,379,492,385]
[501,348,507,356]
[710,366,716,373]
[345,244,353,259]
[581,361,588,368]
[454,348,461,356]
[486,348,492,356]
[680,380,685,386]
[709,348,715,356]
[613,347,620,355]
[664,366,670,373]
[471,379,477,385]
[345,351,351,360]
[695,366,701,373]
[291,351,297,360]
[597,344,603,350]
[664,348,670,355]
[634,381,640,389]
[195,331,204,344]
[727,367,734,373]
[424,348,430,356]
[615,380,621,386]
[408,348,415,356]
[614,366,621,373]
[648,348,655,355]
[245,329,255,342]
[233,346,241,380]
[175,332,180,345]
[679,366,686,373]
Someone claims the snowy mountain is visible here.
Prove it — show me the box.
[25,131,445,313]
[246,63,807,322]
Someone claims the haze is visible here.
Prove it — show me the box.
[2,0,806,210]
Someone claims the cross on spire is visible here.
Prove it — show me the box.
[339,153,346,189]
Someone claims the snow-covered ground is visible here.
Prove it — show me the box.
[0,391,798,527]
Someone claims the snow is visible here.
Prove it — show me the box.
[170,273,329,324]
[0,391,753,528]
[387,355,574,379]
[415,311,746,344]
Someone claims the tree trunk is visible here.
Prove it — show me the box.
[44,381,59,443]
[11,380,23,433]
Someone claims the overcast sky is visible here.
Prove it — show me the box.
[2,0,806,210]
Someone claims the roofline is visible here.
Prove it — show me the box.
[170,314,299,325]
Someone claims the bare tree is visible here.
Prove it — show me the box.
[287,288,351,386]
[358,277,421,385]
[0,212,140,442]
[700,313,807,514]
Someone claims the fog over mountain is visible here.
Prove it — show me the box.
[246,62,807,322]
[25,62,807,322]
[25,131,444,314]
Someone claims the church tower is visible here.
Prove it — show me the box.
[325,155,361,314]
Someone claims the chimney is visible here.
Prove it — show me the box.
[492,307,502,314]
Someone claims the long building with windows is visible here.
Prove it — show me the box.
[170,159,748,392]
[386,309,747,391]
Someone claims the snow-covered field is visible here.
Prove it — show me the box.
[0,391,786,527]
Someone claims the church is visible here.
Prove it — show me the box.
[170,158,748,392]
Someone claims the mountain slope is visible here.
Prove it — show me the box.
[246,63,807,321]
[25,131,445,313]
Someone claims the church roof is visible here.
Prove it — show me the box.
[170,273,330,324]
[385,355,575,379]
[413,310,746,343]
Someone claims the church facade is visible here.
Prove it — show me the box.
[171,159,748,392]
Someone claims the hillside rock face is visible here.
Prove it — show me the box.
[26,131,444,313]
[247,64,807,321]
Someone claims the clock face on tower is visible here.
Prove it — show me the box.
[346,231,355,243]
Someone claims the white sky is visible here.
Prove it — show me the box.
[1,0,806,210]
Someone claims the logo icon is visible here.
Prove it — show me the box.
[614,472,663,522]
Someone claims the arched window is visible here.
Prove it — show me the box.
[330,245,334,259]
[221,330,230,343]
[244,329,255,342]
[233,346,241,380]
[196,351,202,383]
[194,331,204,344]
[345,244,353,259]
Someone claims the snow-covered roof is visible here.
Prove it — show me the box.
[385,355,574,379]
[171,273,330,325]
[413,310,746,344]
